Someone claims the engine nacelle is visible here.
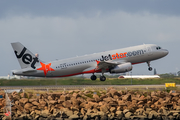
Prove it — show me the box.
[110,62,132,73]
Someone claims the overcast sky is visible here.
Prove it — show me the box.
[0,0,180,76]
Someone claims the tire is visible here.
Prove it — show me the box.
[100,76,106,81]
[91,75,97,80]
[148,67,153,71]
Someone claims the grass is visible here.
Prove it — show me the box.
[0,77,180,86]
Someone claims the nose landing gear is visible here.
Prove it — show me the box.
[147,61,153,71]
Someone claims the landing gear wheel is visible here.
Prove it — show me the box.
[91,75,97,81]
[100,76,106,81]
[148,67,153,71]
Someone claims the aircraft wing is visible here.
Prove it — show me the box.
[95,60,125,70]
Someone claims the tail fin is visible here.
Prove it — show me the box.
[11,42,40,69]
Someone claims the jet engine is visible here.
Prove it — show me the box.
[110,62,132,73]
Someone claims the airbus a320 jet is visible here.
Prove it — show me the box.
[11,42,168,81]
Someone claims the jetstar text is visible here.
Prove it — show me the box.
[100,49,144,61]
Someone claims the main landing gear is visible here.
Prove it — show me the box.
[91,74,97,80]
[147,61,153,71]
[100,75,106,81]
[90,74,106,81]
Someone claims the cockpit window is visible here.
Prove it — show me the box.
[156,46,161,50]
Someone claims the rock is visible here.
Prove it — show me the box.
[71,98,80,107]
[123,109,129,114]
[63,109,73,117]
[63,101,72,108]
[34,115,40,120]
[35,110,41,115]
[171,92,179,97]
[177,99,180,105]
[93,94,100,102]
[30,111,35,116]
[42,109,49,114]
[72,92,81,98]
[173,112,179,117]
[172,96,179,102]
[108,101,118,107]
[81,108,86,116]
[48,95,53,100]
[79,102,86,108]
[110,107,116,113]
[49,100,57,104]
[125,112,132,119]
[83,115,88,120]
[27,93,33,99]
[176,106,180,110]
[87,97,95,102]
[20,92,27,98]
[137,101,144,105]
[39,99,47,107]
[100,105,109,113]
[116,110,123,119]
[13,94,21,101]
[130,115,147,120]
[18,114,28,120]
[135,108,145,116]
[118,100,126,106]
[145,108,152,114]
[60,95,69,101]
[85,102,94,109]
[69,114,79,119]
[158,107,168,116]
[100,94,107,100]
[151,91,156,96]
[17,110,22,116]
[29,99,37,103]
[148,110,158,119]
[108,113,115,119]
[168,115,174,120]
[122,94,131,101]
[137,104,143,108]
[77,97,85,103]
[95,116,99,120]
[24,103,33,110]
[103,97,113,103]
[90,112,99,118]
[15,100,20,105]
[41,110,50,117]
[151,96,159,103]
[12,91,18,96]
[108,89,120,97]
[100,115,108,120]
[32,101,39,106]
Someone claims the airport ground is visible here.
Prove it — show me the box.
[0,77,180,91]
[0,77,180,86]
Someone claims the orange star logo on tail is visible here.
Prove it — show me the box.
[37,62,55,76]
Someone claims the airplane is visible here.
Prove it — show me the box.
[11,42,168,81]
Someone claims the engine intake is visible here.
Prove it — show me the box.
[110,62,132,73]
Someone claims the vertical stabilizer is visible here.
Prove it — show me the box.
[11,42,40,69]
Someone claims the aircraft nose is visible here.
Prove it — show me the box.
[163,49,169,56]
